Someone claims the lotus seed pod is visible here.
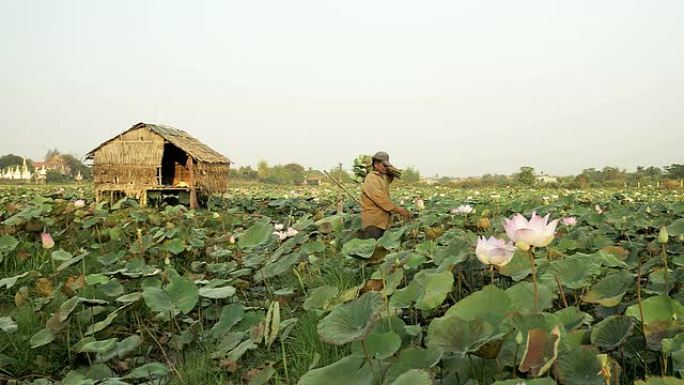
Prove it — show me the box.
[516,241,531,251]
[658,226,669,244]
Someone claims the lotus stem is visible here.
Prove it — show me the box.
[636,255,648,377]
[489,265,495,286]
[661,244,670,293]
[360,339,378,385]
[528,248,539,313]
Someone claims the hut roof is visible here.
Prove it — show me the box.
[86,122,231,164]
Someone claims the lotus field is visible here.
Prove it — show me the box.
[1,184,684,385]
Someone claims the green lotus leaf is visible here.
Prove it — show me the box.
[317,291,384,345]
[366,331,402,359]
[30,328,55,349]
[426,315,499,357]
[98,335,142,362]
[51,249,73,261]
[582,271,634,307]
[163,238,186,255]
[590,315,634,350]
[542,254,602,290]
[0,316,18,333]
[625,295,684,324]
[492,378,557,385]
[238,218,273,249]
[383,347,442,385]
[123,362,170,380]
[342,238,377,259]
[303,285,339,311]
[210,303,246,339]
[0,235,18,260]
[506,281,556,312]
[0,272,28,290]
[554,346,604,385]
[199,286,236,299]
[389,369,432,385]
[667,218,684,236]
[297,355,373,385]
[78,338,118,354]
[59,296,81,322]
[142,287,173,314]
[445,285,512,328]
[634,377,684,385]
[497,251,533,281]
[166,269,198,314]
[415,270,454,311]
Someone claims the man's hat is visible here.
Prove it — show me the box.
[372,151,392,167]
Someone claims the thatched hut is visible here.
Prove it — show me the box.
[86,122,231,208]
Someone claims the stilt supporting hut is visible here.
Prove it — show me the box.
[86,122,231,208]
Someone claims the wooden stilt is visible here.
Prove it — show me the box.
[187,156,198,209]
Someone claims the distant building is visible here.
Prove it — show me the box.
[536,172,558,183]
[86,122,232,208]
[1,158,33,181]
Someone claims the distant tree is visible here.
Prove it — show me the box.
[284,163,306,184]
[515,166,536,186]
[256,160,270,180]
[61,154,92,180]
[402,166,421,183]
[664,164,684,179]
[0,154,26,170]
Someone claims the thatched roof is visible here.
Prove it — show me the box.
[86,122,231,164]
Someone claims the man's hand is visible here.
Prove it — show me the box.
[395,207,411,219]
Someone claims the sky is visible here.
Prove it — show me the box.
[1,1,682,177]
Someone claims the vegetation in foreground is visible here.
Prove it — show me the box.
[0,184,683,385]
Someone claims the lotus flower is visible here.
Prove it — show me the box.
[416,199,425,210]
[503,212,559,248]
[274,223,284,231]
[561,217,577,227]
[595,205,603,214]
[451,204,474,215]
[74,199,85,208]
[41,232,55,249]
[273,231,287,241]
[229,235,236,244]
[476,236,516,267]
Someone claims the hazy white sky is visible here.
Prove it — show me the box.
[1,0,682,177]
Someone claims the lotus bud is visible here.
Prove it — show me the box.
[658,226,669,244]
[516,241,531,251]
[515,331,524,344]
[41,232,55,249]
[646,207,651,214]
[212,212,220,219]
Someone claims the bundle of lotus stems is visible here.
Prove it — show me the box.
[352,155,402,183]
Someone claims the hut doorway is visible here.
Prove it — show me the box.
[160,143,189,186]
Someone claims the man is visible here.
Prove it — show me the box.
[360,151,411,239]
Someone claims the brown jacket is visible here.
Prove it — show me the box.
[361,171,397,230]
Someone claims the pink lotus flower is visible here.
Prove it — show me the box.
[476,236,516,267]
[561,217,577,227]
[273,231,287,241]
[41,232,55,249]
[274,223,284,231]
[416,199,425,210]
[74,199,86,208]
[595,205,603,214]
[504,212,559,248]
